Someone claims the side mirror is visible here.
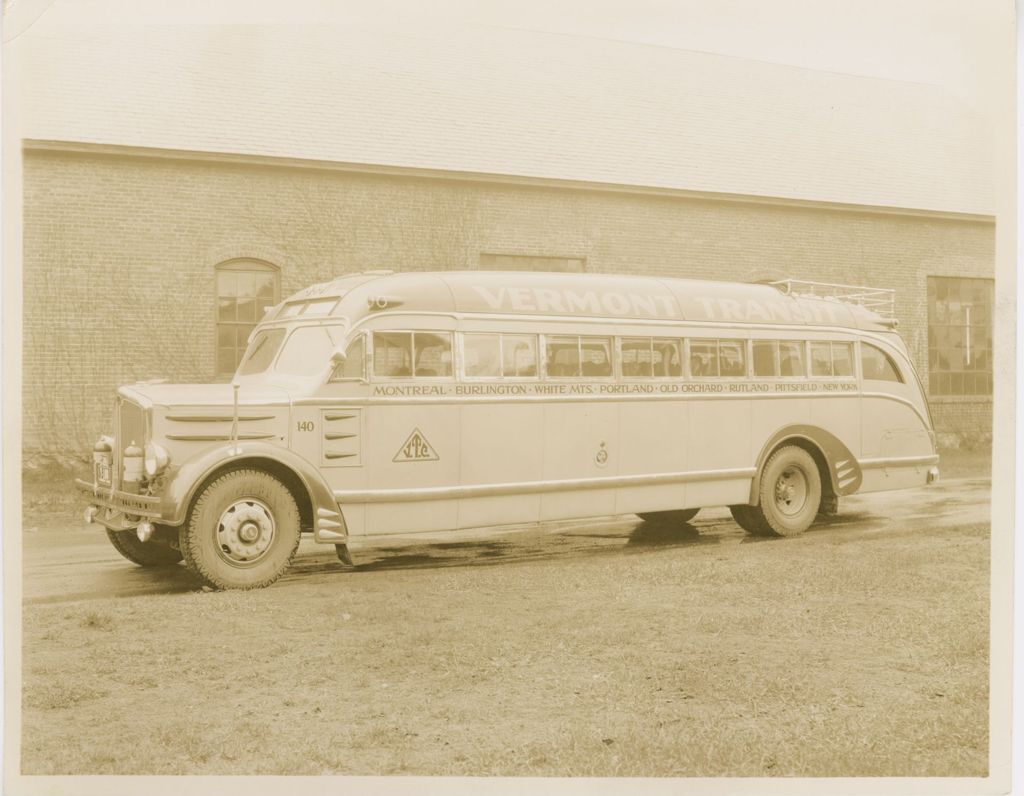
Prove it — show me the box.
[330,349,348,366]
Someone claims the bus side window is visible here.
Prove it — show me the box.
[464,333,502,378]
[690,340,719,377]
[372,331,452,378]
[832,342,854,377]
[752,341,778,377]
[503,334,538,377]
[580,336,613,377]
[719,340,746,377]
[622,337,652,378]
[374,331,412,377]
[861,342,903,383]
[653,338,682,377]
[413,332,452,377]
[810,342,832,376]
[779,341,804,376]
[811,341,854,378]
[546,336,580,377]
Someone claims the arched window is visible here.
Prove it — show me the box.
[216,260,280,377]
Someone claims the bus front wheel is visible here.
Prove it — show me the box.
[748,445,822,537]
[179,468,301,590]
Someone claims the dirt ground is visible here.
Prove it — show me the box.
[19,450,990,777]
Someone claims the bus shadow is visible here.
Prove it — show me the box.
[626,520,716,548]
[294,522,719,576]
[733,511,886,544]
[347,540,556,573]
[811,511,881,530]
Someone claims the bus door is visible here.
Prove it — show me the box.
[310,329,373,535]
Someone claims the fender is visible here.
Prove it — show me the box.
[749,424,862,504]
[158,441,347,542]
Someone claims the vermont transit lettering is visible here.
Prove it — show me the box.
[371,382,858,398]
[472,285,680,318]
[682,296,845,325]
[467,285,850,325]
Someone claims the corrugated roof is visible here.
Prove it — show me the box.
[17,23,994,215]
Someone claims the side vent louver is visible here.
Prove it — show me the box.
[321,408,361,467]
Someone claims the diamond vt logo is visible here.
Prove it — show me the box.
[393,428,439,463]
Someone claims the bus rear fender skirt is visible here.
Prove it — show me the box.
[749,425,862,505]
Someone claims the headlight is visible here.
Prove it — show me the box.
[144,442,170,476]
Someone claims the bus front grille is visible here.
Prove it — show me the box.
[117,398,147,487]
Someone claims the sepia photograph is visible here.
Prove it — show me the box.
[2,0,1015,792]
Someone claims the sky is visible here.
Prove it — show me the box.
[5,0,1012,111]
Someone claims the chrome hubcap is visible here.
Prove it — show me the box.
[217,499,275,565]
[774,467,808,517]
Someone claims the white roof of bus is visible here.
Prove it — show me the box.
[277,271,889,331]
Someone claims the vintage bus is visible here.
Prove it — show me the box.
[78,270,939,589]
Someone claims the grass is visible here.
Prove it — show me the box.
[19,444,992,775]
[21,518,989,777]
[21,458,90,530]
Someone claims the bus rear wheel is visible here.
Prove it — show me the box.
[749,445,822,537]
[179,468,301,590]
[636,508,699,524]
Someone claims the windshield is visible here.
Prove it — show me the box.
[275,325,346,377]
[237,328,286,375]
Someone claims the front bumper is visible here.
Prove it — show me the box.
[76,478,162,531]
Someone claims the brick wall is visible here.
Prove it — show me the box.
[22,148,995,454]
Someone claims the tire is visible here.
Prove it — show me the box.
[749,445,822,537]
[636,508,700,524]
[729,504,772,536]
[179,468,301,590]
[106,527,184,567]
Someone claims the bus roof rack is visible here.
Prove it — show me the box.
[767,279,896,321]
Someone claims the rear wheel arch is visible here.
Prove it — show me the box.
[749,426,860,505]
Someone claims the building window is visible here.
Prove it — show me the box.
[479,253,586,272]
[927,277,993,396]
[216,260,280,377]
